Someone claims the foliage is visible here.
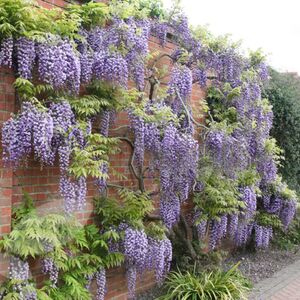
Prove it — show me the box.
[173,246,228,274]
[237,168,260,188]
[192,25,241,53]
[145,222,167,240]
[109,0,165,20]
[264,138,284,166]
[0,0,108,40]
[0,195,124,299]
[206,85,240,125]
[194,160,244,221]
[95,188,154,229]
[46,223,123,300]
[94,189,172,298]
[158,263,251,300]
[272,213,300,250]
[68,95,110,119]
[0,0,41,38]
[263,69,300,193]
[13,78,54,102]
[11,191,35,228]
[0,213,74,259]
[255,212,282,229]
[135,0,166,18]
[269,176,298,201]
[67,1,108,29]
[69,133,118,179]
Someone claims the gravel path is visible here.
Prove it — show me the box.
[249,258,300,299]
[223,246,300,284]
[137,246,300,299]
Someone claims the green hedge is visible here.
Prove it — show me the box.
[264,69,300,193]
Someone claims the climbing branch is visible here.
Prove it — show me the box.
[145,214,162,221]
[192,75,217,85]
[148,75,159,100]
[176,90,208,130]
[172,222,197,260]
[107,183,128,190]
[116,136,145,192]
[110,125,130,132]
[149,53,174,69]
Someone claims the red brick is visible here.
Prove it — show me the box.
[37,0,54,8]
[1,207,11,216]
[0,225,11,234]
[1,188,12,198]
[52,0,67,7]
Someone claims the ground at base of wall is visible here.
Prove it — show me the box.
[136,285,163,300]
[249,259,300,300]
[223,245,300,284]
[137,245,300,300]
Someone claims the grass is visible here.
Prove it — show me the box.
[157,263,251,300]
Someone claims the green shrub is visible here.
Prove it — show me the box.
[158,264,251,300]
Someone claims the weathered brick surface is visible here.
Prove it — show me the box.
[0,0,206,298]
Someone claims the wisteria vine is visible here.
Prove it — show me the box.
[0,0,298,299]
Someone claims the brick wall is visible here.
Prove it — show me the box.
[0,67,15,282]
[0,1,206,299]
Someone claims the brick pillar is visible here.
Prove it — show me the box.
[0,67,15,281]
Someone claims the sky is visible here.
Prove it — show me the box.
[163,0,300,74]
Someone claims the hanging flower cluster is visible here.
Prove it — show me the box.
[192,49,297,249]
[130,114,199,228]
[7,256,37,299]
[2,99,113,214]
[106,224,172,299]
